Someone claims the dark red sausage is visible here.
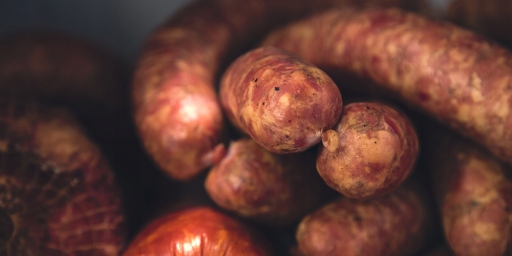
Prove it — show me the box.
[0,98,126,256]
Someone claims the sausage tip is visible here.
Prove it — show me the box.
[321,129,340,152]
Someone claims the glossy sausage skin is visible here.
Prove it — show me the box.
[262,7,512,166]
[0,98,126,256]
[220,47,342,153]
[122,206,273,256]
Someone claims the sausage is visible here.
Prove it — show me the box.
[262,7,512,166]
[317,101,419,199]
[132,0,419,180]
[422,126,512,256]
[0,97,126,255]
[0,29,147,239]
[219,46,342,153]
[122,206,273,256]
[132,1,229,181]
[295,182,433,256]
[205,137,328,227]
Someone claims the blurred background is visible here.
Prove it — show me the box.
[0,0,191,63]
[0,0,454,64]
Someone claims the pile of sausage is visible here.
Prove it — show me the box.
[2,0,512,255]
[0,31,129,255]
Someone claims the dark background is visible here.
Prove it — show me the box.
[0,0,191,62]
[0,0,451,63]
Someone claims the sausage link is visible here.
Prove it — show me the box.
[0,97,126,256]
[205,137,328,227]
[122,206,273,256]
[423,128,512,256]
[132,0,416,180]
[219,46,342,153]
[317,101,419,199]
[295,182,433,256]
[262,7,512,166]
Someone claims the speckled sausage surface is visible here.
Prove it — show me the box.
[317,101,418,199]
[0,98,126,256]
[426,133,512,256]
[262,7,512,166]
[295,183,432,256]
[220,46,342,153]
[205,137,326,227]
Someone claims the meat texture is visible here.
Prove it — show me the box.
[132,0,418,180]
[317,101,418,199]
[205,137,327,227]
[262,7,512,166]
[425,129,512,256]
[0,98,126,256]
[295,182,433,256]
[220,47,342,153]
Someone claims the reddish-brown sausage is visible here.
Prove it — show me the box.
[317,101,418,199]
[205,137,327,227]
[295,182,433,256]
[262,7,512,166]
[220,46,342,153]
[0,98,126,256]
[131,0,419,180]
[423,128,512,256]
[122,206,273,256]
